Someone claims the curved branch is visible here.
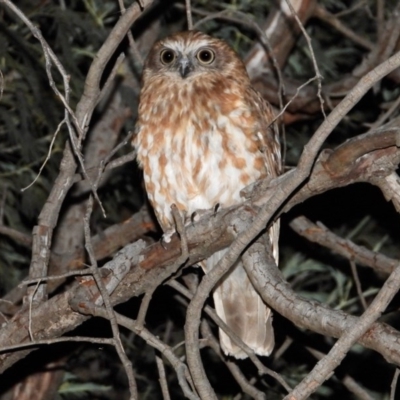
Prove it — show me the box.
[243,241,400,367]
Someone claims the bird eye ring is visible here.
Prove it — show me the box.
[196,48,215,65]
[160,49,176,65]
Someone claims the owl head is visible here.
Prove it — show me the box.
[142,30,249,83]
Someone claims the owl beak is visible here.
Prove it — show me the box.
[178,57,193,78]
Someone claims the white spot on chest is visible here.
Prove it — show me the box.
[136,85,266,229]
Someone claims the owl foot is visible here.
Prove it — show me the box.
[160,205,186,249]
[190,211,202,224]
[190,204,219,225]
[161,229,175,249]
[240,177,273,199]
[170,204,189,262]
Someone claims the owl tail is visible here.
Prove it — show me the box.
[204,246,275,359]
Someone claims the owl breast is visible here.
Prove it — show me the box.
[135,80,266,230]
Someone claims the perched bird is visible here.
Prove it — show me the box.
[134,30,281,358]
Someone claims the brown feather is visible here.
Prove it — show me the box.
[134,31,281,358]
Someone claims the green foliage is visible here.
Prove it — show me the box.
[59,373,112,398]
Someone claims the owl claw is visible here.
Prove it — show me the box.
[190,205,220,225]
[240,181,257,199]
[161,230,174,249]
[190,209,208,225]
[190,211,200,224]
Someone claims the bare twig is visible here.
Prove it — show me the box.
[273,337,293,362]
[334,0,369,17]
[97,52,127,104]
[283,0,326,118]
[376,0,385,43]
[117,0,143,67]
[0,226,32,247]
[368,95,400,131]
[343,376,375,400]
[307,347,375,400]
[350,260,368,310]
[314,5,374,50]
[83,196,138,399]
[28,281,41,341]
[71,150,137,185]
[0,335,116,353]
[0,68,3,99]
[0,185,7,224]
[156,355,172,400]
[290,216,397,275]
[271,76,320,125]
[135,288,155,328]
[1,206,154,312]
[201,321,266,400]
[390,368,400,400]
[185,0,193,30]
[21,118,66,192]
[20,268,93,286]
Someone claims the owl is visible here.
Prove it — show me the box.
[134,31,281,358]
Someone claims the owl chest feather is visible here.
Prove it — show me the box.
[135,83,266,229]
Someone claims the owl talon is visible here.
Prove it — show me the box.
[240,181,257,199]
[190,208,211,225]
[190,211,200,224]
[190,204,219,223]
[161,230,174,249]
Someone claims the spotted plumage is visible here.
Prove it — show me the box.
[134,30,281,358]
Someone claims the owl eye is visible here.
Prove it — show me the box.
[196,48,215,65]
[160,49,176,65]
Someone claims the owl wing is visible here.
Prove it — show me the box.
[205,90,281,358]
[248,87,281,264]
[249,87,282,178]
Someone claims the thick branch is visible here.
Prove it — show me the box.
[243,242,400,367]
[1,128,400,373]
